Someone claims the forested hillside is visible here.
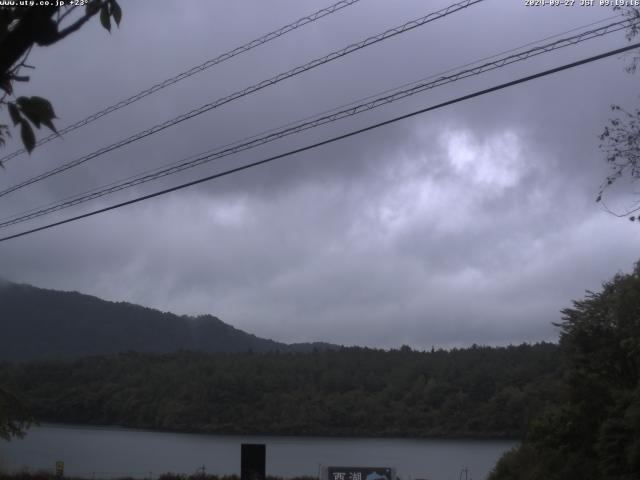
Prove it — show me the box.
[489,264,640,479]
[0,282,334,361]
[0,343,562,438]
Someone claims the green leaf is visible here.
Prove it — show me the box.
[0,77,12,95]
[110,0,122,26]
[20,121,36,153]
[85,0,101,16]
[40,118,58,134]
[100,4,111,32]
[16,98,40,128]
[0,124,9,153]
[15,96,57,132]
[28,96,56,119]
[8,102,21,126]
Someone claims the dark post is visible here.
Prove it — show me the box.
[55,461,64,478]
[241,443,266,480]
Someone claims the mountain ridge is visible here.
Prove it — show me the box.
[0,281,337,361]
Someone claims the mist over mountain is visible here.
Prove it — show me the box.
[0,281,336,361]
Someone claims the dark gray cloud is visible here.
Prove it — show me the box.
[1,0,639,348]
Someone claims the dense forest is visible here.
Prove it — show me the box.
[489,263,640,480]
[3,264,639,478]
[0,343,561,439]
[0,282,335,361]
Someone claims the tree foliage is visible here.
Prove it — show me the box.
[597,7,640,218]
[0,0,122,442]
[0,0,122,156]
[0,343,562,439]
[0,384,31,441]
[489,263,640,480]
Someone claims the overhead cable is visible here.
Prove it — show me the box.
[0,0,363,165]
[0,17,634,229]
[1,41,638,244]
[0,0,484,199]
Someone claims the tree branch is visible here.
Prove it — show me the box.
[45,2,106,45]
[56,5,78,27]
[0,7,57,75]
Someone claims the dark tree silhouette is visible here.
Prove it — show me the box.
[0,0,122,440]
[489,262,640,480]
[0,0,121,157]
[0,385,31,441]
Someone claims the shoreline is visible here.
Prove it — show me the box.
[3,425,514,480]
[27,421,522,442]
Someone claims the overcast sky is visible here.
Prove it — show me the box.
[1,0,639,349]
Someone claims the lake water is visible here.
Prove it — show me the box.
[0,425,516,480]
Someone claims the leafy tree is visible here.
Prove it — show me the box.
[597,7,640,219]
[0,343,563,439]
[0,385,31,441]
[0,0,122,441]
[0,0,122,157]
[489,262,640,480]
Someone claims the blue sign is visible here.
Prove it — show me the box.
[327,467,393,480]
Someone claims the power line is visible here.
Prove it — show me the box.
[0,0,363,165]
[0,17,633,229]
[1,17,632,227]
[0,0,484,199]
[1,41,638,244]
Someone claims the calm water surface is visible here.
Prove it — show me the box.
[0,425,516,480]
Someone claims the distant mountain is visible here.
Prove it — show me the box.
[0,281,337,362]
